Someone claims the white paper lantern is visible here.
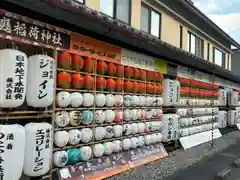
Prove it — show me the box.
[123,109,132,121]
[137,123,145,133]
[112,140,122,152]
[156,97,163,106]
[151,134,158,144]
[123,95,132,106]
[53,151,68,167]
[139,109,146,120]
[139,96,146,106]
[70,92,83,107]
[131,123,138,134]
[114,95,123,107]
[56,91,70,107]
[24,123,53,177]
[103,142,113,155]
[104,110,115,123]
[130,137,138,149]
[94,110,105,124]
[156,133,163,142]
[95,94,106,107]
[79,146,92,161]
[80,128,93,143]
[26,55,55,107]
[145,109,153,119]
[152,96,157,106]
[105,126,114,139]
[68,129,81,145]
[94,127,106,141]
[162,79,176,106]
[0,49,27,108]
[83,93,94,107]
[144,135,152,145]
[123,124,132,135]
[146,96,153,106]
[0,124,25,180]
[138,136,145,147]
[55,111,70,127]
[113,125,123,137]
[54,131,69,147]
[131,95,139,106]
[69,111,81,126]
[161,114,179,142]
[105,94,115,107]
[122,139,131,150]
[92,143,104,157]
[132,109,140,121]
[155,108,163,119]
[144,122,152,132]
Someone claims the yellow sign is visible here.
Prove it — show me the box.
[155,58,167,74]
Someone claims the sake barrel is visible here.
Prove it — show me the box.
[0,49,28,108]
[26,55,55,107]
[0,124,25,180]
[24,123,53,177]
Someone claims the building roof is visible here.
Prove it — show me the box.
[178,0,240,48]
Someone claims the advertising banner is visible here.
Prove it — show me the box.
[70,33,121,62]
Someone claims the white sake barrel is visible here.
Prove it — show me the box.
[0,49,28,108]
[26,55,55,107]
[24,123,53,177]
[0,124,25,180]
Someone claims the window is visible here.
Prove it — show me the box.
[180,25,183,49]
[213,47,225,68]
[187,31,204,58]
[100,0,131,24]
[140,3,161,38]
[207,43,210,61]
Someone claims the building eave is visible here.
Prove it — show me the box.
[2,0,240,84]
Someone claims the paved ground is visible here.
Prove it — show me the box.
[107,131,240,180]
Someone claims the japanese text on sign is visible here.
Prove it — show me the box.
[38,58,54,100]
[14,55,25,100]
[34,129,45,172]
[0,15,69,47]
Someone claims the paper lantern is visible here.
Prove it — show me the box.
[57,51,72,69]
[79,146,92,161]
[105,126,114,139]
[71,73,83,89]
[95,93,106,107]
[144,135,152,145]
[138,123,145,133]
[113,125,123,137]
[124,66,133,78]
[132,81,139,93]
[97,60,107,75]
[131,124,138,134]
[139,96,146,106]
[67,148,80,164]
[161,114,179,142]
[94,110,105,124]
[115,79,123,92]
[131,95,139,106]
[56,91,71,107]
[0,49,27,108]
[83,56,93,72]
[123,109,133,121]
[116,64,124,77]
[123,124,132,135]
[133,68,141,79]
[103,142,113,155]
[123,95,132,106]
[138,136,145,147]
[68,129,81,145]
[140,69,146,80]
[23,123,53,177]
[94,127,106,141]
[82,110,93,125]
[147,83,154,94]
[124,80,133,92]
[92,144,104,157]
[178,77,190,86]
[0,124,25,180]
[96,76,106,91]
[154,72,163,82]
[163,79,176,106]
[83,74,93,89]
[57,72,71,89]
[106,78,116,91]
[80,128,93,143]
[70,92,83,107]
[55,111,70,127]
[53,151,68,167]
[112,140,122,152]
[105,94,115,107]
[114,110,123,122]
[130,137,138,148]
[122,138,131,150]
[147,71,154,81]
[69,111,81,126]
[114,95,123,107]
[104,109,115,122]
[26,55,55,107]
[54,131,69,147]
[107,62,116,76]
[139,83,146,93]
[72,54,84,71]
